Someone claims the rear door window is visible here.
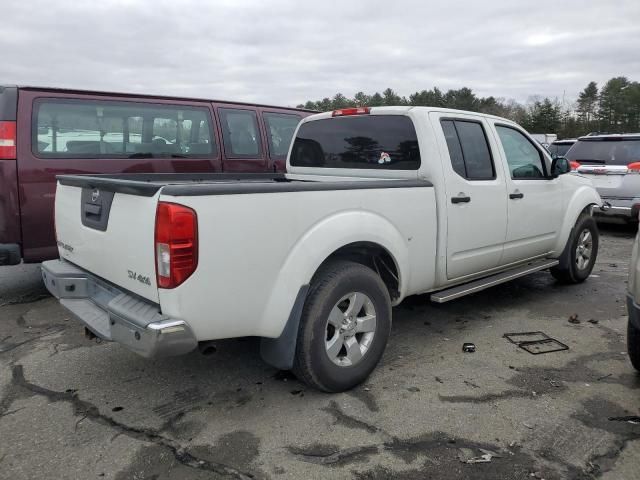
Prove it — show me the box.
[263,112,300,159]
[440,119,495,180]
[496,126,546,178]
[34,99,216,158]
[218,108,262,157]
[290,115,420,169]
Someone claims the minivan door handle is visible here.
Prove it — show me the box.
[451,195,471,204]
[509,192,524,200]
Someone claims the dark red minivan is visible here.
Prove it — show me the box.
[0,86,314,265]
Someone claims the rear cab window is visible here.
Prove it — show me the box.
[33,99,216,158]
[290,115,420,169]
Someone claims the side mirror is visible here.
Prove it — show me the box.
[550,156,570,178]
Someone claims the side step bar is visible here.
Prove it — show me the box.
[430,259,559,303]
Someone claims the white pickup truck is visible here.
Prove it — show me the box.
[42,106,602,392]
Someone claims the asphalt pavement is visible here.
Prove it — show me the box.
[1,225,639,479]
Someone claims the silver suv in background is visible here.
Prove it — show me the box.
[566,134,640,223]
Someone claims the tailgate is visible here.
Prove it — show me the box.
[54,181,160,303]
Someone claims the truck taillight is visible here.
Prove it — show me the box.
[155,202,198,289]
[0,121,17,159]
[332,107,370,117]
[569,161,581,172]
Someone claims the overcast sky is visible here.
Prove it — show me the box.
[2,0,639,107]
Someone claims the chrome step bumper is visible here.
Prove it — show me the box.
[41,259,197,357]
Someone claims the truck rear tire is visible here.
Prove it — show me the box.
[629,319,640,372]
[550,214,599,284]
[292,260,392,392]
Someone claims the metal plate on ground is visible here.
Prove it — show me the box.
[503,331,569,355]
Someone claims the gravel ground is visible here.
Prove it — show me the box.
[1,225,639,480]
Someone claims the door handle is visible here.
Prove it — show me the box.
[509,192,524,199]
[451,195,471,204]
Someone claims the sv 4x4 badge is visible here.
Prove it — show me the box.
[128,270,151,286]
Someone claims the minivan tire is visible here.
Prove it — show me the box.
[628,319,640,372]
[550,214,599,284]
[292,260,392,392]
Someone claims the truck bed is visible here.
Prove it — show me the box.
[57,173,431,197]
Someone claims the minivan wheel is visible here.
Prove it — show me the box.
[551,214,599,284]
[292,260,392,392]
[628,319,640,372]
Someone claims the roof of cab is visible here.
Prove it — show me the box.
[300,105,518,125]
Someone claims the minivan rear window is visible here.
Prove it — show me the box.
[290,115,420,170]
[566,138,640,165]
[33,99,216,158]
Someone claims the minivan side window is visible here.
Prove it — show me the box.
[34,100,216,158]
[496,126,546,179]
[218,108,262,158]
[441,119,495,180]
[263,112,300,159]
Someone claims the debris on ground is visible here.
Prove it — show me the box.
[462,342,476,353]
[568,314,580,324]
[523,422,534,429]
[503,332,569,355]
[588,319,599,324]
[608,416,640,424]
[458,447,501,464]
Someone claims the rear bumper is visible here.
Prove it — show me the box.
[594,196,640,221]
[0,243,21,266]
[41,259,197,357]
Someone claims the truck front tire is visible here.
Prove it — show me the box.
[550,214,599,284]
[292,260,392,392]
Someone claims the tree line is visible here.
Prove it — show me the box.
[297,77,640,139]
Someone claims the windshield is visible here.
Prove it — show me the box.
[290,115,420,170]
[566,138,640,165]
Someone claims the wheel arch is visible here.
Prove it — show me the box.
[259,210,407,370]
[552,185,601,257]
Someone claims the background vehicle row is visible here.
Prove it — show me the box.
[0,85,314,265]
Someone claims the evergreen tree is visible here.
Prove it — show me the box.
[382,88,402,106]
[576,81,598,130]
[297,76,640,136]
[598,77,630,133]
